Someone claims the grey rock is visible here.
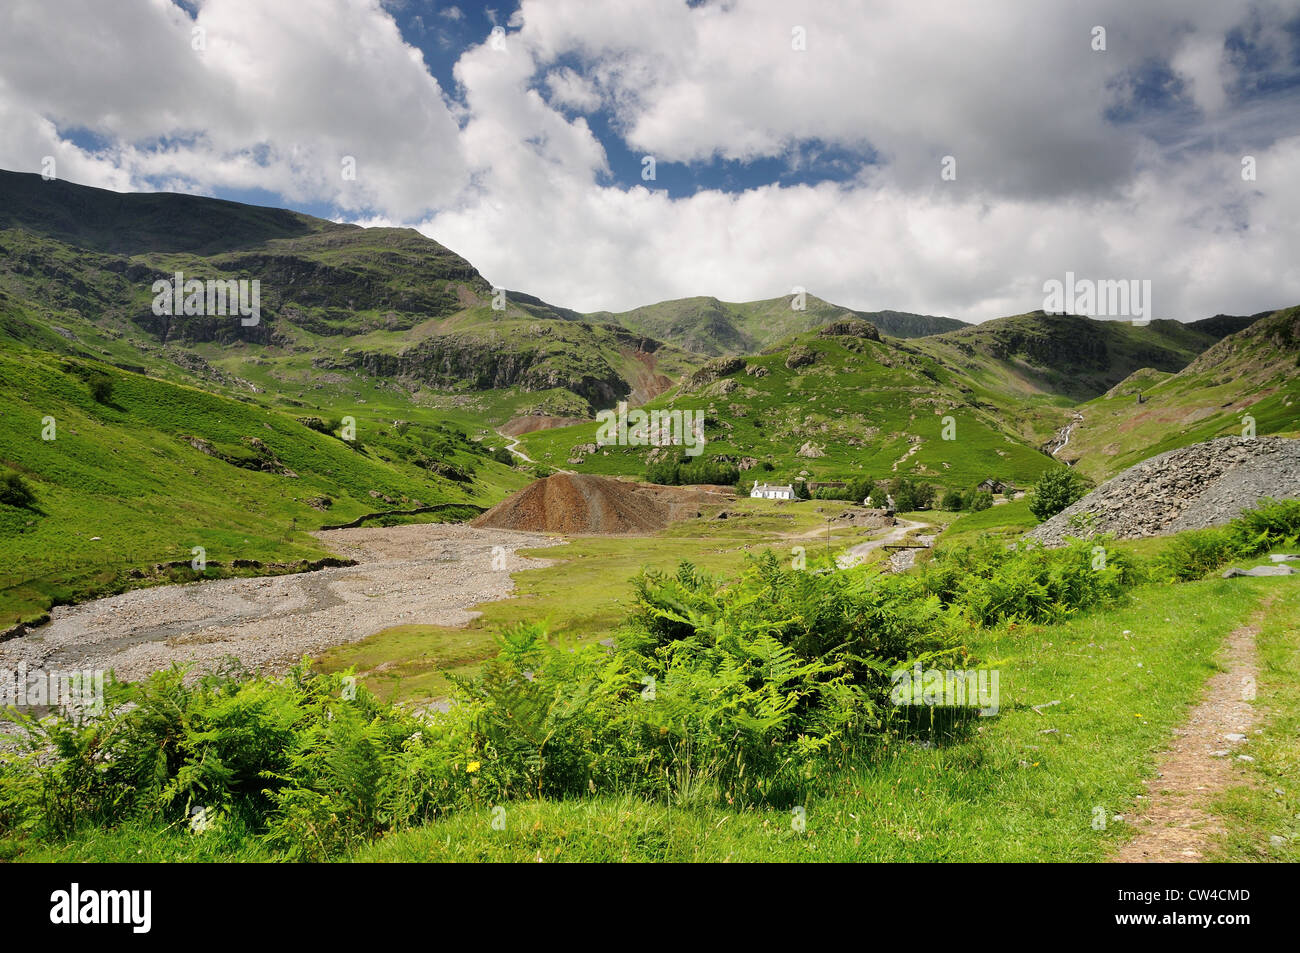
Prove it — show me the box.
[1026,437,1300,547]
[1223,565,1297,578]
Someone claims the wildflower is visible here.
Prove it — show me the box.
[466,761,481,774]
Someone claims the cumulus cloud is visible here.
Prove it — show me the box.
[1,0,1298,322]
[0,0,466,213]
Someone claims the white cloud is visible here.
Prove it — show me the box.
[1,0,1298,323]
[544,67,602,112]
[0,0,467,213]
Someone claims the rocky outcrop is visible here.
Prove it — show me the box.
[784,345,817,369]
[683,356,746,390]
[818,318,881,341]
[320,335,633,410]
[1026,436,1300,546]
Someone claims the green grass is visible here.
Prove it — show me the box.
[340,576,1295,861]
[10,509,1297,863]
[939,498,1037,547]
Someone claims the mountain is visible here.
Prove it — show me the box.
[1185,311,1275,340]
[518,318,1058,491]
[0,169,701,422]
[1058,306,1300,481]
[580,293,965,356]
[908,311,1221,404]
[4,168,1295,629]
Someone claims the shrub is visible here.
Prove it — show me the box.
[1029,468,1090,521]
[967,490,994,512]
[941,490,966,511]
[645,455,740,487]
[87,373,114,404]
[1156,528,1238,582]
[1155,499,1300,581]
[618,554,953,802]
[921,536,1142,626]
[1226,497,1300,554]
[0,471,35,508]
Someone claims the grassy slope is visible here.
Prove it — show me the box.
[519,328,1058,492]
[1062,306,1300,482]
[0,343,527,626]
[910,311,1216,406]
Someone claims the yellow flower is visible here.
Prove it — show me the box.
[466,761,481,774]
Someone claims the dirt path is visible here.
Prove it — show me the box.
[498,430,535,463]
[890,441,921,472]
[0,524,562,683]
[1112,604,1268,863]
[836,518,930,568]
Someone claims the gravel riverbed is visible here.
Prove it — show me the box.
[0,524,562,683]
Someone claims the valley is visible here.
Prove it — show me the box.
[2,170,1298,870]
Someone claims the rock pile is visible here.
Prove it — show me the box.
[472,473,733,535]
[1025,436,1300,546]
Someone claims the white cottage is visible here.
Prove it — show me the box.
[750,482,795,500]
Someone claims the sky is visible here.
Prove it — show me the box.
[2,0,1300,322]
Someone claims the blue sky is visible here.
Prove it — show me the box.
[3,0,1300,320]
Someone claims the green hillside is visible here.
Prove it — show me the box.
[0,342,527,629]
[519,319,1057,492]
[582,293,964,356]
[0,170,701,426]
[911,311,1218,405]
[1060,306,1300,481]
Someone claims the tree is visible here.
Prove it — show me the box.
[844,475,874,502]
[0,471,35,508]
[941,489,966,511]
[88,373,114,404]
[968,489,994,512]
[1029,468,1090,521]
[888,476,935,511]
